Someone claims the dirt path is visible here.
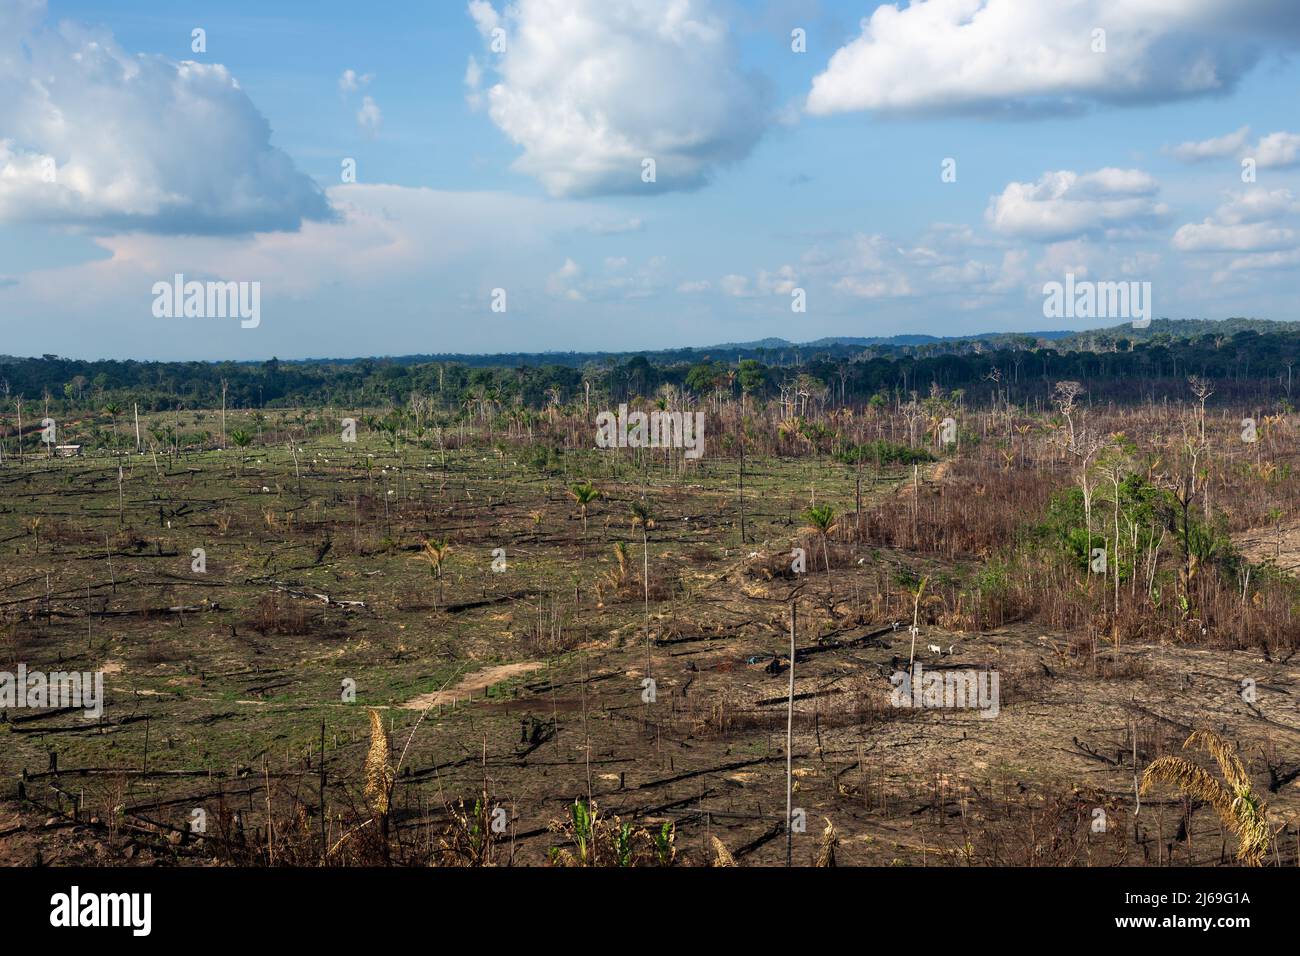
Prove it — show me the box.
[399,661,543,710]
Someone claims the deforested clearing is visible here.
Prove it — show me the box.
[1,347,1299,867]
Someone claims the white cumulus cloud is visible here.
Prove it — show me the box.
[806,0,1300,117]
[986,168,1168,241]
[0,2,331,235]
[1252,131,1300,169]
[1168,126,1251,162]
[1172,190,1300,252]
[1173,221,1296,252]
[467,0,769,197]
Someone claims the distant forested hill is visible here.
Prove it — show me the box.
[1,318,1297,413]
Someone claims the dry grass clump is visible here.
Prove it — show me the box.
[436,793,503,867]
[595,541,673,604]
[248,593,314,635]
[682,688,784,737]
[967,786,1130,866]
[363,708,394,818]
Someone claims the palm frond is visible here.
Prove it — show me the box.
[1141,734,1271,866]
[1184,728,1250,792]
[1141,756,1234,820]
[816,818,839,867]
[710,835,737,867]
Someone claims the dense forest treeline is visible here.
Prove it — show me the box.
[2,319,1298,414]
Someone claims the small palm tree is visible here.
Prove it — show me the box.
[801,503,837,594]
[1141,729,1269,866]
[414,537,453,605]
[630,501,654,625]
[103,402,121,441]
[23,516,42,552]
[568,481,602,537]
[229,428,253,475]
[611,541,630,585]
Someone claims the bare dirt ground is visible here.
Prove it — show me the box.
[399,661,544,710]
[1,420,1297,866]
[1234,520,1300,577]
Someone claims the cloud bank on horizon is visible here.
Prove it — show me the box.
[0,0,1298,360]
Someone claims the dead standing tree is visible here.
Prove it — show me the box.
[1052,380,1083,451]
[1048,383,1112,666]
[1188,375,1214,444]
[1051,381,1111,586]
[1153,428,1210,623]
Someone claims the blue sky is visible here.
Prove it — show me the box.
[2,0,1299,360]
